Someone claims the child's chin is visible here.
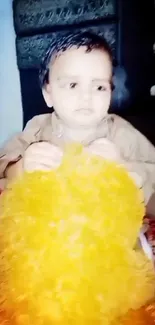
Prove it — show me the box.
[74,112,97,124]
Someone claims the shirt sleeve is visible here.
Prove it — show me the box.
[109,114,155,203]
[0,115,46,179]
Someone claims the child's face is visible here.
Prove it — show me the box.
[43,46,112,128]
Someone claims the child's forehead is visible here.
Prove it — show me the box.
[48,46,112,76]
[49,45,110,62]
[48,45,84,65]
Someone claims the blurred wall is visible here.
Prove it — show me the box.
[0,0,23,147]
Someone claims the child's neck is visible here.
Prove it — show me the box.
[62,125,97,144]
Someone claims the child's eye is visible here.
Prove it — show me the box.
[59,81,78,89]
[96,85,107,91]
[69,82,78,89]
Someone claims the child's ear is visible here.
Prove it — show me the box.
[42,83,53,108]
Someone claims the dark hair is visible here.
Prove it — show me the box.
[39,31,113,88]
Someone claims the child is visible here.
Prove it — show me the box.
[0,31,155,212]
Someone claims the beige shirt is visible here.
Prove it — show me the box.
[0,113,155,209]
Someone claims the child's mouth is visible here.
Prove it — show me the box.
[76,108,92,115]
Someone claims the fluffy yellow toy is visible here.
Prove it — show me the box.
[0,144,154,325]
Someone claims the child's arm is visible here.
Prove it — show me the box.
[110,115,155,214]
[5,159,23,184]
[0,114,49,187]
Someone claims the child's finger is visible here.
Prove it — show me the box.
[128,171,143,188]
[24,161,61,172]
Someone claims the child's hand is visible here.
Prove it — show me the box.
[86,139,143,189]
[128,171,143,189]
[86,138,122,162]
[23,142,63,172]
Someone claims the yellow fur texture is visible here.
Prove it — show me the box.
[0,145,154,325]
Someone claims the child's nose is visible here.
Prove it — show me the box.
[80,90,91,108]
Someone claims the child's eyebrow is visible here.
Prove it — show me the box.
[57,76,79,81]
[92,78,111,83]
[57,77,111,83]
